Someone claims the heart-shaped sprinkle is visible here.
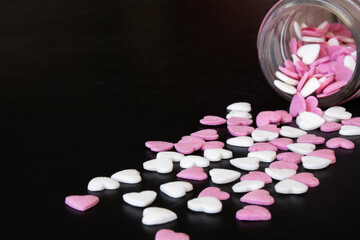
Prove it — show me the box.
[301,156,332,170]
[324,106,352,120]
[232,180,265,193]
[240,189,275,206]
[191,129,219,140]
[200,115,227,126]
[320,122,342,132]
[297,134,325,145]
[179,136,205,145]
[256,124,281,133]
[248,143,278,152]
[275,110,293,124]
[297,44,321,65]
[280,126,307,138]
[174,142,199,155]
[287,143,316,155]
[198,187,230,200]
[160,181,193,198]
[228,125,254,137]
[256,111,282,127]
[226,136,254,147]
[227,117,253,126]
[305,96,322,116]
[145,141,174,152]
[123,190,157,207]
[236,205,271,221]
[251,129,279,142]
[269,138,293,150]
[326,137,355,149]
[180,155,210,168]
[296,111,325,131]
[203,148,233,162]
[226,110,252,119]
[143,158,173,174]
[265,168,297,180]
[111,169,142,184]
[307,149,336,163]
[176,166,208,181]
[248,150,276,163]
[201,141,225,150]
[300,77,321,98]
[65,195,99,211]
[157,151,185,162]
[87,177,120,191]
[209,168,241,184]
[230,157,260,171]
[227,102,251,112]
[289,92,307,117]
[275,179,308,194]
[290,172,320,187]
[277,152,303,164]
[187,196,222,214]
[142,207,177,225]
[342,117,360,127]
[155,229,190,240]
[269,161,298,170]
[240,171,272,184]
[339,125,360,136]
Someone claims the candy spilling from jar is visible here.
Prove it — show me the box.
[273,21,357,104]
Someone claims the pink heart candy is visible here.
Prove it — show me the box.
[155,229,190,240]
[65,195,99,211]
[201,141,225,150]
[145,141,174,152]
[297,134,325,145]
[179,135,205,145]
[198,187,230,200]
[290,172,320,187]
[256,111,282,127]
[305,96,323,116]
[269,138,293,150]
[289,92,307,117]
[236,205,271,221]
[276,152,303,164]
[307,149,336,164]
[296,70,311,92]
[315,74,335,94]
[342,117,360,127]
[200,115,226,126]
[269,161,298,170]
[284,59,296,72]
[248,143,278,152]
[323,80,348,94]
[227,117,253,126]
[275,110,293,124]
[240,189,275,206]
[240,171,272,184]
[227,125,254,137]
[176,167,208,181]
[174,142,201,155]
[320,122,342,132]
[279,66,300,79]
[256,124,281,133]
[191,129,219,140]
[326,137,355,150]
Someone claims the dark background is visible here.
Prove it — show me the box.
[2,0,360,239]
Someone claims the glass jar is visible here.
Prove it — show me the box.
[257,0,360,108]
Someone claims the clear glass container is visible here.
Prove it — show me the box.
[257,0,360,108]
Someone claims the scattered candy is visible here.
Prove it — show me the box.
[143,158,173,174]
[160,181,193,198]
[228,125,254,136]
[155,229,190,240]
[339,125,360,136]
[227,117,253,126]
[200,115,227,126]
[307,149,336,164]
[87,177,120,192]
[209,168,241,184]
[296,111,325,131]
[177,167,208,181]
[111,169,142,184]
[320,121,342,132]
[232,180,265,193]
[290,172,320,187]
[265,168,297,180]
[248,150,277,163]
[180,155,210,168]
[287,143,316,155]
[226,136,254,147]
[248,142,278,152]
[269,137,293,150]
[227,102,251,112]
[341,117,360,126]
[157,151,185,162]
[187,196,222,214]
[191,129,219,140]
[269,161,298,170]
[275,179,308,194]
[145,141,174,152]
[251,129,279,142]
[142,207,177,225]
[198,187,230,200]
[123,190,157,207]
[326,137,355,149]
[276,152,303,164]
[201,141,225,150]
[226,110,252,119]
[236,205,271,221]
[240,189,275,206]
[65,195,99,211]
[203,148,233,162]
[297,134,325,145]
[230,157,260,171]
[240,171,272,184]
[280,126,307,138]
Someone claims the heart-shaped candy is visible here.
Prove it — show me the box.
[276,152,303,164]
[305,96,323,116]
[301,156,332,170]
[198,187,230,200]
[240,171,272,184]
[180,155,210,168]
[296,111,325,131]
[201,141,225,150]
[269,161,298,170]
[248,143,278,152]
[300,77,321,98]
[123,190,157,207]
[339,125,360,136]
[326,137,355,149]
[320,121,342,132]
[230,157,260,171]
[265,168,297,180]
[275,179,308,194]
[145,141,174,152]
[203,148,233,162]
[142,207,177,225]
[226,136,254,147]
[209,168,241,184]
[176,167,208,181]
[324,106,352,120]
[227,117,253,126]
[307,149,336,163]
[248,150,276,163]
[236,205,271,221]
[269,138,293,150]
[143,158,173,174]
[227,125,254,137]
[290,172,320,187]
[275,110,293,124]
[287,143,316,155]
[226,110,252,119]
[289,92,307,117]
[157,151,185,162]
[200,115,226,126]
[111,169,142,184]
[232,180,265,193]
[256,111,282,127]
[187,196,222,214]
[160,181,193,198]
[297,134,325,145]
[280,126,307,138]
[87,177,120,191]
[251,129,279,142]
[65,195,99,211]
[297,44,321,65]
[227,102,251,112]
[240,189,274,206]
[191,129,219,140]
[256,124,281,133]
[155,229,189,240]
[342,117,360,126]
[174,142,200,155]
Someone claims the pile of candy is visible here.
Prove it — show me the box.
[65,99,360,239]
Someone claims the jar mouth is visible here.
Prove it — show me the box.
[257,0,360,108]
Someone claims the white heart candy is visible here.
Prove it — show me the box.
[251,129,279,142]
[227,102,251,112]
[209,168,241,184]
[296,111,325,131]
[123,190,157,207]
[142,207,177,225]
[143,158,173,174]
[156,151,185,162]
[160,181,193,198]
[180,155,210,168]
[226,136,254,147]
[111,169,142,184]
[275,179,308,194]
[87,177,120,191]
[275,71,299,86]
[300,77,321,98]
[344,55,356,71]
[323,114,340,122]
[280,126,307,138]
[265,168,297,180]
[274,80,297,95]
[324,106,352,120]
[230,157,260,171]
[297,44,320,65]
[339,125,360,136]
[287,143,316,155]
[204,148,233,162]
[232,180,265,193]
[187,196,222,214]
[301,36,325,43]
[301,156,332,170]
[247,150,276,163]
[226,110,252,119]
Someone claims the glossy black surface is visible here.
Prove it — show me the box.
[2,0,360,239]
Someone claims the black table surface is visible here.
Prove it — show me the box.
[2,0,360,239]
